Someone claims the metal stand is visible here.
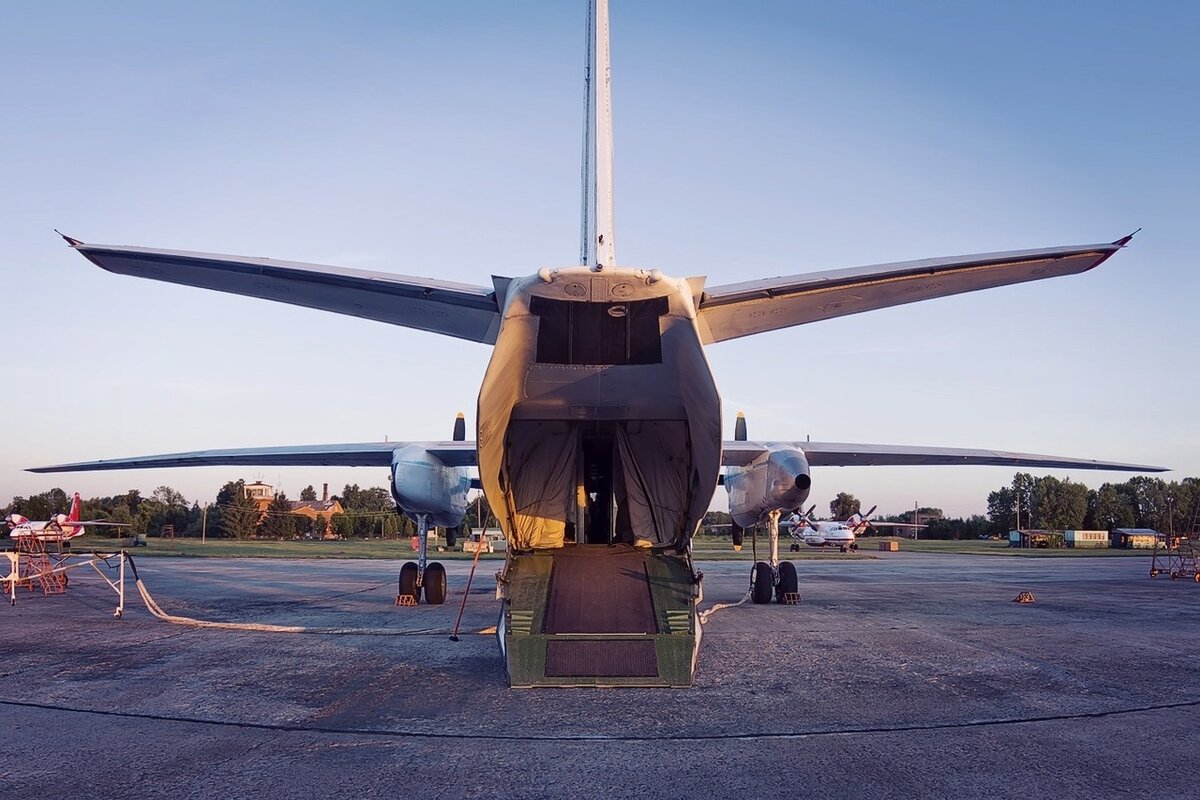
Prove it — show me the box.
[3,547,127,617]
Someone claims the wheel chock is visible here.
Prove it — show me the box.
[395,594,418,607]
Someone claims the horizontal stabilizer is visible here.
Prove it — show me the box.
[30,441,479,473]
[65,241,502,344]
[722,441,1166,472]
[698,242,1126,343]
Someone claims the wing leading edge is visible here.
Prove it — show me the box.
[722,441,1166,472]
[29,441,479,473]
[697,240,1130,343]
[64,240,503,344]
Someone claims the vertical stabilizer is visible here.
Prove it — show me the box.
[580,0,616,269]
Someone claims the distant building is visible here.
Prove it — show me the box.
[1008,529,1065,548]
[288,484,344,537]
[243,481,343,536]
[244,481,275,507]
[1064,530,1109,549]
[1111,528,1159,549]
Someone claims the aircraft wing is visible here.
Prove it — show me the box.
[29,441,479,472]
[696,238,1131,343]
[721,441,1166,472]
[62,238,502,344]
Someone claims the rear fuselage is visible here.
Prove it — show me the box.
[477,266,720,551]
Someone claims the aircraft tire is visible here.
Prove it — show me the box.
[731,524,744,549]
[445,527,457,549]
[424,562,448,605]
[776,561,798,602]
[399,562,419,601]
[751,562,774,605]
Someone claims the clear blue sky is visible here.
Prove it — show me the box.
[2,1,1196,518]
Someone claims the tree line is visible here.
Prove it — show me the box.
[9,473,1198,543]
[2,481,417,541]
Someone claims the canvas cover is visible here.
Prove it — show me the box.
[502,419,691,549]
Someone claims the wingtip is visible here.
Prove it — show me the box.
[1112,228,1141,247]
[54,230,84,247]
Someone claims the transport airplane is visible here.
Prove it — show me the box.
[33,1,1164,685]
[6,492,127,541]
[785,504,925,553]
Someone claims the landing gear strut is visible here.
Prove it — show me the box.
[750,509,800,605]
[397,513,447,605]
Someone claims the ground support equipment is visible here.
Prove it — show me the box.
[3,547,127,617]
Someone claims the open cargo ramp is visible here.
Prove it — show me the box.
[501,545,700,687]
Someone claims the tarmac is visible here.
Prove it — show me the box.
[2,551,1198,799]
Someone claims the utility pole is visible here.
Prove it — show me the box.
[914,501,919,541]
[201,503,208,544]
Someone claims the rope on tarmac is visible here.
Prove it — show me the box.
[698,524,757,625]
[124,554,452,637]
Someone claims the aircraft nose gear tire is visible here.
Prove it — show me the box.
[424,562,448,605]
[398,562,419,603]
[751,562,774,604]
[775,561,798,602]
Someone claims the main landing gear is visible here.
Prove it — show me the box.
[751,509,801,605]
[397,513,447,606]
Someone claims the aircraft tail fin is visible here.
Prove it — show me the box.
[581,0,616,268]
[68,492,81,522]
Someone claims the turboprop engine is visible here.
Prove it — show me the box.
[389,444,470,529]
[724,444,813,528]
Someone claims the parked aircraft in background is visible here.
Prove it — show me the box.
[786,505,926,552]
[32,0,1164,686]
[6,493,128,541]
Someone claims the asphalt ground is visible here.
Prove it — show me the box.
[1,553,1197,799]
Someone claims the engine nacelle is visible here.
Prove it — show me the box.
[724,445,812,528]
[389,445,470,529]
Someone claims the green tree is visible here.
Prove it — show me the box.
[1126,477,1170,530]
[300,485,317,502]
[214,480,259,540]
[339,484,397,537]
[260,493,295,539]
[332,514,353,539]
[151,485,187,507]
[1092,483,1135,530]
[1032,476,1088,531]
[987,486,1015,532]
[829,492,860,519]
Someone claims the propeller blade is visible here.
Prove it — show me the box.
[734,412,747,442]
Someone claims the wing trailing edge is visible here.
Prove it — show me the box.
[697,241,1128,343]
[721,441,1166,472]
[29,442,479,473]
[64,240,503,344]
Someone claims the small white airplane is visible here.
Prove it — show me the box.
[785,504,926,552]
[6,492,128,542]
[33,1,1165,685]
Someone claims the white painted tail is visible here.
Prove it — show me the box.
[580,0,616,269]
